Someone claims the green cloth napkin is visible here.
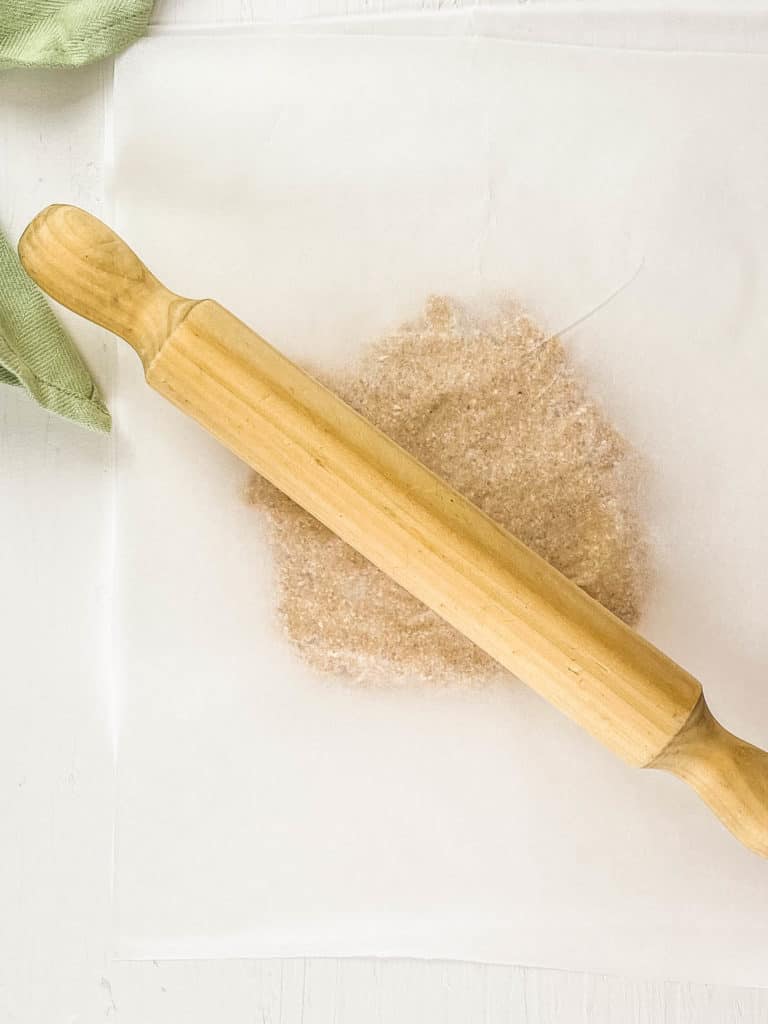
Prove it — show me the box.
[0,0,153,70]
[0,0,153,431]
[0,229,111,431]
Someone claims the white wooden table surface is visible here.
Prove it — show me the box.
[2,2,768,1021]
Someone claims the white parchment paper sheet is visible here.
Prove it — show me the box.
[111,30,768,982]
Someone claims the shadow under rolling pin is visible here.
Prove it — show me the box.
[18,203,768,858]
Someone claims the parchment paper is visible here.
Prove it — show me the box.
[111,27,768,982]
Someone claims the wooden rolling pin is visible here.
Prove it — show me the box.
[19,204,768,856]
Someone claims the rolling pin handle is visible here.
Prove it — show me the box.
[18,204,196,366]
[650,697,768,857]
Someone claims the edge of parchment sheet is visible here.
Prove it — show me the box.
[114,920,768,990]
[146,6,768,56]
[102,51,123,969]
[106,16,768,983]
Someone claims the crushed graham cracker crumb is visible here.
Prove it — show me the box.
[247,295,651,687]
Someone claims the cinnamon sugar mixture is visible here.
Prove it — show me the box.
[247,296,651,686]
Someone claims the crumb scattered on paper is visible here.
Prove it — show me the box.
[247,295,651,686]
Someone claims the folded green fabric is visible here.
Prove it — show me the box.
[0,0,153,70]
[0,228,111,431]
[1,0,153,431]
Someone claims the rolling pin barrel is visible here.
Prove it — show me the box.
[18,204,768,857]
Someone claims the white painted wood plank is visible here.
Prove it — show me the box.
[108,958,768,1023]
[0,63,115,1023]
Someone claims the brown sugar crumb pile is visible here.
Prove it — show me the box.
[246,295,651,686]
